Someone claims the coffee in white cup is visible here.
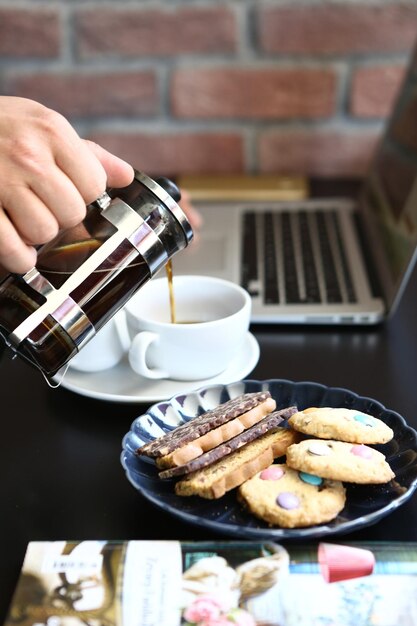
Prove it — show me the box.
[124,275,251,381]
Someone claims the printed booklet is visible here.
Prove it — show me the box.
[4,540,417,626]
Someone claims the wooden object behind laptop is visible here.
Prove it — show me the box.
[177,174,309,202]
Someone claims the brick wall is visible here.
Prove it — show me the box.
[1,0,417,179]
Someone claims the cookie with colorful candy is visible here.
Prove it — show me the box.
[238,463,346,528]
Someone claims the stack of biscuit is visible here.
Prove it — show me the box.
[136,400,396,529]
[238,406,395,528]
[136,391,299,499]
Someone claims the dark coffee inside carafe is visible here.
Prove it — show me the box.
[0,239,151,377]
[0,171,192,379]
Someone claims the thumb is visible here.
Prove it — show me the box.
[84,139,135,188]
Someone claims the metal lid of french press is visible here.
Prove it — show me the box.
[137,171,193,245]
[8,171,193,352]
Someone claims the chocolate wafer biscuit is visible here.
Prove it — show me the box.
[158,407,297,479]
[136,391,275,459]
[156,394,277,469]
[175,428,300,499]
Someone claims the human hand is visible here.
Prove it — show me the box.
[0,97,134,274]
[179,188,203,232]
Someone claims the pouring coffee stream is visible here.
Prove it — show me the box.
[165,260,176,324]
[0,171,193,384]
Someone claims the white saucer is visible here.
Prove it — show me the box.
[59,332,260,404]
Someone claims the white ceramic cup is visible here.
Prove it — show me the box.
[69,310,131,372]
[124,275,251,381]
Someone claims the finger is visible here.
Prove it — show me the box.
[183,204,203,231]
[2,185,60,245]
[25,167,87,230]
[51,122,108,204]
[179,190,203,230]
[83,140,134,188]
[0,208,37,274]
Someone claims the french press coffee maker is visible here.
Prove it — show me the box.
[0,170,193,381]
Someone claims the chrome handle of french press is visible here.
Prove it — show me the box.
[9,195,167,349]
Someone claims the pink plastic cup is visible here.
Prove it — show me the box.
[318,542,375,583]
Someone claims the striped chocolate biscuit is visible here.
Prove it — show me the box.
[136,391,275,459]
[158,407,297,479]
[175,427,300,499]
[156,394,277,469]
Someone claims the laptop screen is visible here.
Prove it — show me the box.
[361,42,417,312]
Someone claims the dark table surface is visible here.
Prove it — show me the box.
[1,181,417,618]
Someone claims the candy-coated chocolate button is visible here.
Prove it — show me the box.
[299,471,323,486]
[276,492,300,510]
[260,466,285,480]
[308,442,331,456]
[353,413,375,427]
[350,444,373,459]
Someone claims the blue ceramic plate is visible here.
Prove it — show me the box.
[121,379,417,539]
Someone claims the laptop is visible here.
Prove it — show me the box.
[173,45,417,325]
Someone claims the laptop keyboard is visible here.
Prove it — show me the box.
[241,209,357,305]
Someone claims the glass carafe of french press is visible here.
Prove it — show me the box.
[0,170,193,381]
